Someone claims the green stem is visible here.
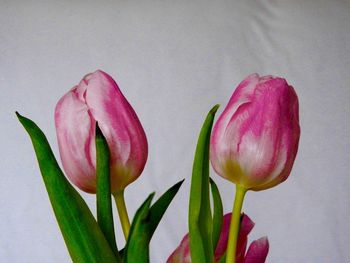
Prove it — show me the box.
[226,185,247,263]
[113,190,131,240]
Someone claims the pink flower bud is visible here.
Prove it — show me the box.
[55,70,148,193]
[167,213,269,263]
[210,74,300,191]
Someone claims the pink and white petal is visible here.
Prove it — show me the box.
[167,234,191,263]
[244,237,269,263]
[55,88,96,193]
[227,73,261,106]
[227,79,289,188]
[210,74,260,180]
[84,70,148,191]
[251,81,300,191]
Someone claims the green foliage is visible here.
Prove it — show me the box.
[95,124,121,261]
[218,253,226,263]
[189,105,219,263]
[210,178,223,251]
[123,180,184,262]
[17,113,117,263]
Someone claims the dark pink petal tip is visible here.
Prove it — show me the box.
[244,237,269,263]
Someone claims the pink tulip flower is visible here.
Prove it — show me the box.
[210,74,300,191]
[55,70,148,193]
[167,213,269,263]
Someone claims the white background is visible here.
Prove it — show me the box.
[1,1,350,262]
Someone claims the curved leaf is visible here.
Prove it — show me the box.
[189,105,219,263]
[17,113,117,263]
[124,180,184,262]
[123,193,154,263]
[149,179,184,234]
[210,177,223,251]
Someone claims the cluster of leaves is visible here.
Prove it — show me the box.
[17,113,183,263]
[17,104,223,263]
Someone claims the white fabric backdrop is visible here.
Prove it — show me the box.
[1,1,350,262]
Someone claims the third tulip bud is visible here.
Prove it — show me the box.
[210,73,300,191]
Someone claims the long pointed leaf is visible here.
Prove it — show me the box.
[17,113,117,263]
[124,193,155,263]
[189,105,219,263]
[124,180,184,262]
[210,177,223,251]
[149,179,184,234]
[96,124,121,261]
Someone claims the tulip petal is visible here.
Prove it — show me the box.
[214,213,231,259]
[168,212,264,263]
[226,80,287,185]
[83,70,148,191]
[166,234,191,263]
[244,237,269,263]
[55,87,96,193]
[215,213,255,262]
[210,74,258,174]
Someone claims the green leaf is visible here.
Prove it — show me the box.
[123,193,154,263]
[218,253,226,263]
[17,113,117,263]
[149,179,184,234]
[210,177,223,251]
[124,180,184,262]
[189,105,219,263]
[95,124,121,261]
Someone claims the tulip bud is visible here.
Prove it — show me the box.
[210,74,300,191]
[167,213,269,263]
[55,70,148,193]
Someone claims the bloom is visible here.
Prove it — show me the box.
[167,213,269,263]
[210,74,300,191]
[55,70,148,193]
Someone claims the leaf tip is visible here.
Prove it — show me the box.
[95,122,103,138]
[15,111,23,121]
[149,192,156,200]
[178,178,185,185]
[15,111,30,128]
[211,104,220,114]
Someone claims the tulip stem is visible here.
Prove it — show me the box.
[114,190,131,241]
[226,185,247,263]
